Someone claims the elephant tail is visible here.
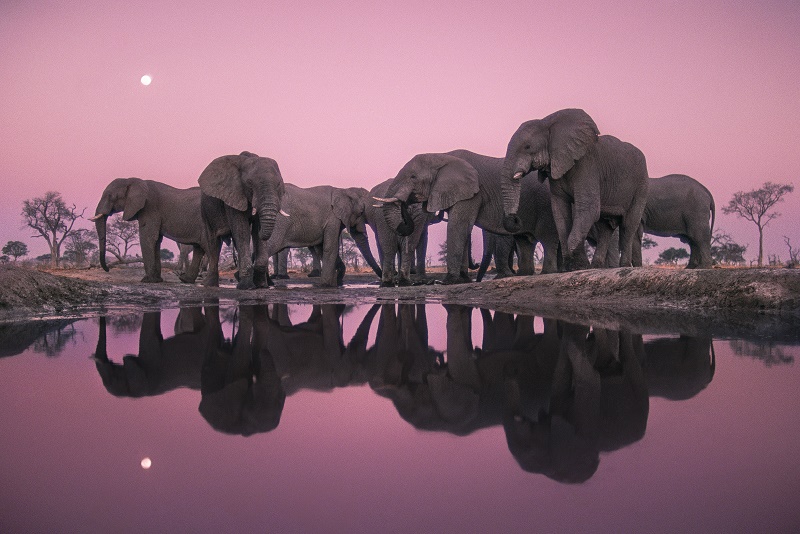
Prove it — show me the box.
[709,194,716,235]
[476,244,493,282]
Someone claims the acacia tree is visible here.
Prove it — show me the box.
[656,247,690,266]
[711,230,747,265]
[63,229,98,267]
[722,182,794,267]
[104,215,140,264]
[22,192,86,268]
[2,240,28,262]
[340,231,360,271]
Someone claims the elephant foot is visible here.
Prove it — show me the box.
[441,273,471,285]
[236,278,257,290]
[411,277,428,286]
[379,280,395,288]
[564,253,591,272]
[253,269,273,288]
[493,271,515,280]
[397,277,413,287]
[273,274,290,279]
[179,274,198,284]
[141,275,163,283]
[307,269,321,278]
[202,274,220,287]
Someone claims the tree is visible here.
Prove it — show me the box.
[711,230,747,265]
[642,236,658,250]
[722,182,794,267]
[655,247,690,266]
[293,247,312,272]
[160,248,175,261]
[438,241,448,266]
[2,240,28,262]
[340,231,360,271]
[104,215,140,263]
[0,255,9,264]
[62,229,98,267]
[784,236,799,268]
[21,191,85,268]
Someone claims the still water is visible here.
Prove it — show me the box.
[1,303,799,533]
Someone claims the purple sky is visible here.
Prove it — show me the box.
[1,1,799,262]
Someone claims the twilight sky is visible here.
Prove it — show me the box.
[1,0,799,262]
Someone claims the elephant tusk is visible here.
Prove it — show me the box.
[372,196,400,204]
[512,171,524,180]
[280,209,290,217]
[88,213,105,221]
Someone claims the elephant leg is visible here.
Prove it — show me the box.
[180,245,205,284]
[228,210,255,289]
[562,195,598,271]
[493,235,516,279]
[202,233,221,287]
[632,225,644,267]
[618,184,649,268]
[442,202,477,284]
[515,235,535,276]
[590,221,614,268]
[307,246,322,277]
[414,225,429,280]
[319,227,342,287]
[138,223,163,283]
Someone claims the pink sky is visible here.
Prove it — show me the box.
[1,0,799,262]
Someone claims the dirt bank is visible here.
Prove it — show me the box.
[1,264,798,337]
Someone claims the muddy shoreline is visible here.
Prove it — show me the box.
[1,264,799,340]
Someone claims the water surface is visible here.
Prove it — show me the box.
[1,303,798,532]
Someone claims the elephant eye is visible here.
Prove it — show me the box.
[524,144,531,151]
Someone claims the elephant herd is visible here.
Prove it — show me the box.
[92,303,715,482]
[90,108,716,288]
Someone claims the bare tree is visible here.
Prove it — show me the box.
[722,182,794,267]
[63,229,98,267]
[21,191,86,268]
[784,236,799,268]
[105,215,140,264]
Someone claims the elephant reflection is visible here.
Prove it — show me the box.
[199,306,285,436]
[93,307,212,397]
[643,335,715,400]
[502,322,649,483]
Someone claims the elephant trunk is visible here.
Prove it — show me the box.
[95,215,110,272]
[351,227,382,278]
[257,202,279,242]
[381,181,415,237]
[501,158,525,234]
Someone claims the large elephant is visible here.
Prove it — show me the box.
[368,178,441,286]
[476,232,516,282]
[378,150,556,284]
[501,108,649,270]
[257,184,381,287]
[90,178,207,283]
[198,151,287,289]
[636,174,716,269]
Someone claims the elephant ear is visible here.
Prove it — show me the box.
[123,179,149,221]
[198,155,249,212]
[333,188,365,228]
[428,155,480,213]
[546,109,599,181]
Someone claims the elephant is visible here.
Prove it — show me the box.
[635,174,716,269]
[378,149,558,284]
[177,243,209,278]
[501,108,649,270]
[198,151,287,289]
[256,184,381,287]
[368,178,441,286]
[643,334,715,400]
[271,248,290,279]
[90,178,207,283]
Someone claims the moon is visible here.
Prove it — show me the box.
[141,457,152,469]
[140,75,152,86]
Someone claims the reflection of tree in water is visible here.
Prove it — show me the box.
[32,324,78,357]
[105,314,143,335]
[729,339,794,366]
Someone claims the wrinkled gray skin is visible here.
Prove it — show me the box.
[177,243,209,277]
[368,178,441,287]
[256,184,380,287]
[199,151,286,289]
[636,174,716,269]
[381,150,555,285]
[502,109,649,270]
[91,178,206,283]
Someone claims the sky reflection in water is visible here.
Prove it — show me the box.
[1,303,799,532]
